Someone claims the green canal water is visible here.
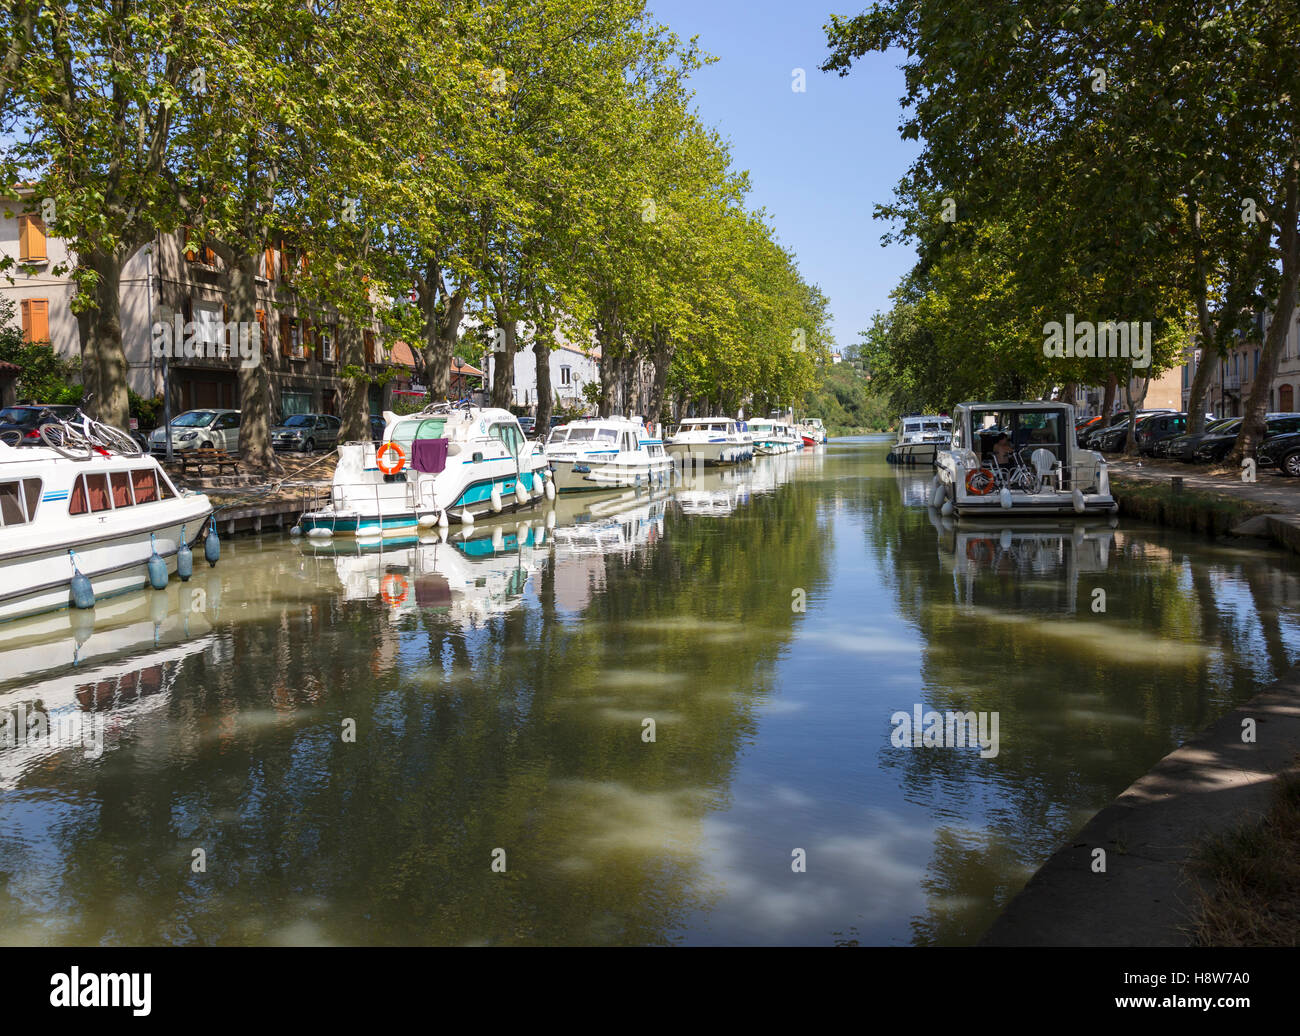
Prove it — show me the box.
[2,438,1298,945]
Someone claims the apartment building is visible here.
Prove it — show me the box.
[1,193,412,420]
[1179,309,1300,417]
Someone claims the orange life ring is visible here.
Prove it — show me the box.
[377,441,406,475]
[965,468,995,495]
[380,573,408,605]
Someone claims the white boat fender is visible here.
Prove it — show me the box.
[307,527,332,539]
[930,483,946,509]
[290,525,303,537]
[514,480,528,505]
[545,509,557,530]
[417,513,438,527]
[148,534,169,590]
[545,479,556,500]
[940,499,953,517]
[438,509,450,530]
[177,524,194,581]
[461,508,475,526]
[492,527,505,553]
[1072,488,1086,514]
[68,550,95,610]
[205,518,221,566]
[490,485,503,512]
[999,487,1013,510]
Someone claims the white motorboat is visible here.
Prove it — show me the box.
[933,401,1118,518]
[797,417,827,446]
[748,419,802,455]
[666,417,754,466]
[299,402,552,536]
[545,416,673,492]
[887,414,952,464]
[0,437,215,623]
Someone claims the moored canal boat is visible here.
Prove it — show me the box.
[0,434,215,623]
[298,402,552,535]
[797,417,827,446]
[666,416,754,466]
[545,416,673,492]
[933,401,1117,518]
[748,418,802,455]
[886,413,952,464]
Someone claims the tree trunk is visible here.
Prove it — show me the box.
[597,316,618,418]
[645,330,673,426]
[419,264,462,402]
[1123,375,1148,455]
[228,254,281,471]
[1100,372,1117,421]
[338,320,369,441]
[1233,158,1300,463]
[534,338,552,435]
[79,249,130,428]
[490,315,517,410]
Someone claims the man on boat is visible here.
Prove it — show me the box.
[991,433,1015,466]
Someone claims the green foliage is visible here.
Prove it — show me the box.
[0,297,82,403]
[803,361,893,434]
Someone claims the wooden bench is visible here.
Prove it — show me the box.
[177,448,242,475]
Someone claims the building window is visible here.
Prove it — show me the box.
[321,325,336,363]
[280,316,305,359]
[18,214,47,263]
[182,227,217,266]
[1254,349,1260,378]
[364,330,380,364]
[560,365,572,386]
[1182,365,1188,389]
[19,298,49,343]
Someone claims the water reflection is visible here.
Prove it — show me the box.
[0,444,1296,946]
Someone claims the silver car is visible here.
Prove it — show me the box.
[271,413,341,453]
[149,408,241,454]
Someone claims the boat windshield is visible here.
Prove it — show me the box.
[548,428,568,444]
[971,408,1067,463]
[596,428,618,442]
[568,428,597,441]
[390,417,446,453]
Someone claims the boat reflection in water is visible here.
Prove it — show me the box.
[927,504,1116,614]
[0,575,220,789]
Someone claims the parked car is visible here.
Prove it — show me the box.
[1166,417,1241,461]
[1082,409,1175,451]
[518,416,537,438]
[271,413,341,453]
[1074,414,1106,445]
[1135,412,1188,456]
[369,416,386,443]
[149,408,241,454]
[0,404,82,446]
[1260,428,1300,475]
[1193,414,1300,463]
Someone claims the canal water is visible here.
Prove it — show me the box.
[2,438,1297,946]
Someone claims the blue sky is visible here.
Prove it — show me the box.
[646,0,920,351]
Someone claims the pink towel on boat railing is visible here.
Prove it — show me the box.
[411,437,449,474]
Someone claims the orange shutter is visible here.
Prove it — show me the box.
[280,315,291,357]
[264,247,276,281]
[255,309,268,352]
[279,241,290,279]
[19,215,47,263]
[302,316,312,357]
[20,298,49,342]
[183,227,197,262]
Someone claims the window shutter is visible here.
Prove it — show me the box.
[255,310,268,353]
[279,241,290,280]
[28,299,49,342]
[222,303,231,352]
[183,227,197,262]
[302,316,312,357]
[20,299,31,340]
[19,215,47,263]
[264,247,276,281]
[280,315,291,357]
